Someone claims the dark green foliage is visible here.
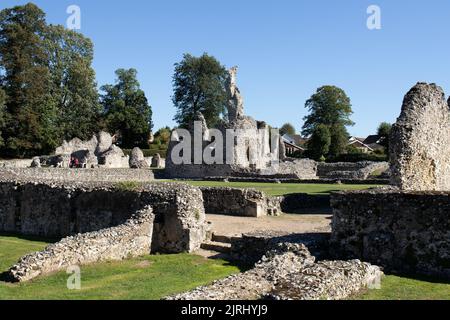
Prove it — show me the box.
[306,124,331,161]
[280,123,296,136]
[101,68,153,149]
[0,3,101,157]
[328,124,349,157]
[0,3,57,157]
[0,87,5,147]
[377,122,392,152]
[153,127,171,146]
[327,153,388,163]
[302,86,354,159]
[172,53,228,128]
[123,147,167,159]
[45,25,101,141]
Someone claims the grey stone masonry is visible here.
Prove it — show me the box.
[390,82,450,191]
[7,207,154,282]
[0,180,207,254]
[200,187,282,217]
[330,188,450,279]
[166,243,382,300]
[0,167,154,183]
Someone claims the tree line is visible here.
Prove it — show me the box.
[0,3,391,161]
[0,3,152,158]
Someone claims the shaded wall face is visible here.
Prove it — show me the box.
[330,190,450,279]
[0,182,207,253]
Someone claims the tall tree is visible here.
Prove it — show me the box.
[377,122,392,152]
[45,25,101,141]
[280,123,296,136]
[0,87,6,147]
[0,3,58,157]
[306,124,331,161]
[172,53,228,128]
[302,86,354,157]
[153,127,171,146]
[101,68,153,149]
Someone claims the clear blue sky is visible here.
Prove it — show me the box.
[2,0,450,137]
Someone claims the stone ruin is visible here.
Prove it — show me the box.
[0,180,207,282]
[49,131,129,168]
[165,66,318,180]
[331,82,450,279]
[390,83,450,191]
[167,242,382,300]
[129,147,150,169]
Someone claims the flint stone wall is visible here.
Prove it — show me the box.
[390,83,450,191]
[0,168,154,183]
[230,231,330,266]
[200,187,281,217]
[330,189,450,279]
[167,243,382,300]
[0,181,206,253]
[0,159,33,168]
[317,161,389,180]
[8,207,154,282]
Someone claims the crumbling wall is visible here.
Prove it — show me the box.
[0,168,154,183]
[166,243,382,300]
[200,187,281,217]
[390,83,450,191]
[317,161,389,180]
[330,189,450,279]
[7,207,154,282]
[0,159,33,168]
[0,181,206,253]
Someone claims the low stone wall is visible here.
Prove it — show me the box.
[330,188,450,279]
[0,159,32,168]
[199,176,388,185]
[7,207,154,282]
[200,187,281,217]
[0,181,206,253]
[230,231,330,266]
[167,243,382,300]
[0,168,154,183]
[271,159,318,179]
[317,161,389,180]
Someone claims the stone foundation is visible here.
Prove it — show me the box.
[330,188,450,279]
[7,207,154,282]
[230,231,330,266]
[317,161,389,180]
[200,187,281,217]
[167,243,382,300]
[0,168,154,183]
[0,181,206,253]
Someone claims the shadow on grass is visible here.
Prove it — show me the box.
[383,271,450,285]
[0,232,59,244]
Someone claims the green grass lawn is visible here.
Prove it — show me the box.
[356,275,450,300]
[0,235,241,300]
[0,235,449,300]
[179,181,379,196]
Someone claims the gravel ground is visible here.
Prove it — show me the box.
[206,214,332,237]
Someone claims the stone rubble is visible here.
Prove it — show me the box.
[166,243,382,300]
[7,207,154,282]
[129,147,149,169]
